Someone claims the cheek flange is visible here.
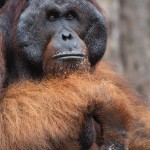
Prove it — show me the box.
[16,6,50,64]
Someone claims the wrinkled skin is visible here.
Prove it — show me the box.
[17,0,107,65]
[1,0,107,82]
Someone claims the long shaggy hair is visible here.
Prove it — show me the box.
[1,62,150,150]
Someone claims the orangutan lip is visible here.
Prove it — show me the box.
[52,53,85,60]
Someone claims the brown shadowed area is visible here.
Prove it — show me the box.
[0,32,6,99]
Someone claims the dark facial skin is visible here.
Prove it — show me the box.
[16,0,107,76]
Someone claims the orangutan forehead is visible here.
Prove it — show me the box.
[28,0,80,5]
[26,0,92,13]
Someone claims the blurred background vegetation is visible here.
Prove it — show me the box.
[96,0,150,101]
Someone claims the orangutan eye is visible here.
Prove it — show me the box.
[65,12,74,20]
[47,11,59,21]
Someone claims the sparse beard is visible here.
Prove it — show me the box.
[43,59,90,78]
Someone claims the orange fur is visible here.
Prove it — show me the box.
[0,62,150,150]
[1,1,149,149]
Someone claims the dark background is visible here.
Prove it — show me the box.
[97,0,150,101]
